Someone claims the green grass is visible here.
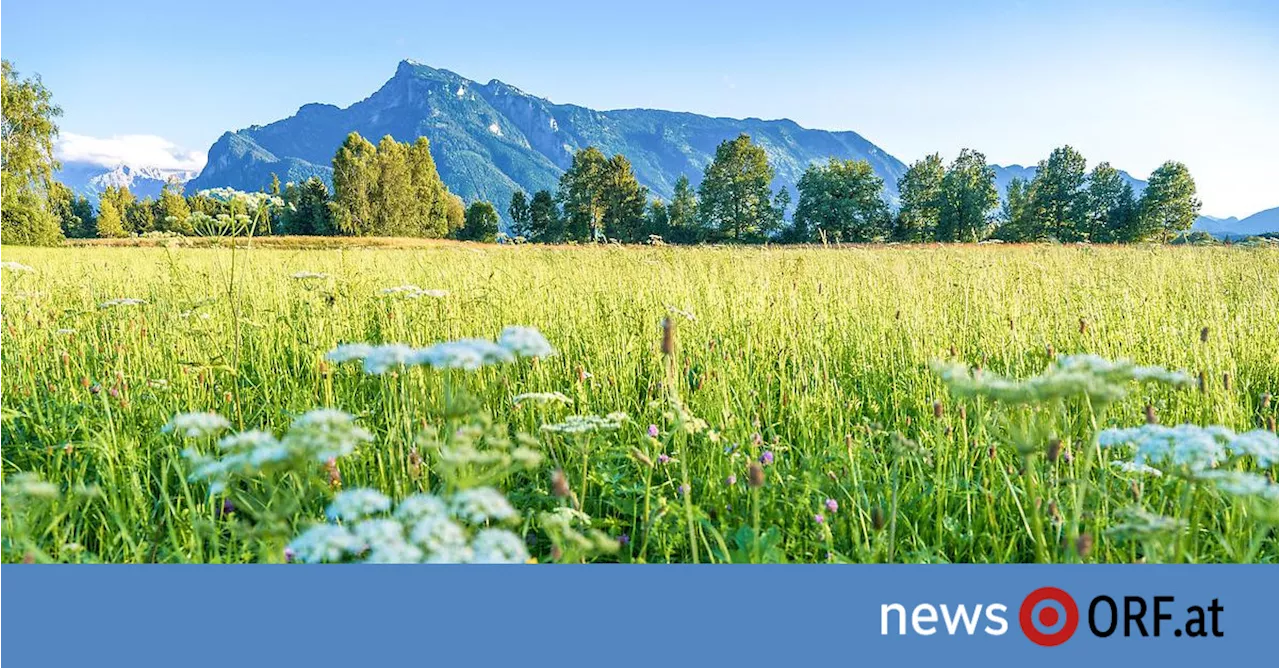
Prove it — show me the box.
[1,242,1276,563]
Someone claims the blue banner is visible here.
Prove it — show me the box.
[3,565,1276,666]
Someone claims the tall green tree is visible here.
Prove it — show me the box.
[1137,161,1200,243]
[285,177,332,235]
[893,153,945,242]
[793,158,890,242]
[508,190,532,239]
[1,60,64,245]
[330,132,379,235]
[99,185,136,232]
[527,189,561,242]
[697,133,778,241]
[406,137,450,237]
[665,174,702,244]
[48,181,94,238]
[601,154,648,242]
[1083,162,1136,243]
[1028,146,1089,241]
[126,197,157,234]
[643,198,669,240]
[558,147,610,241]
[936,149,998,242]
[372,135,413,236]
[94,199,127,238]
[157,181,192,234]
[458,201,500,242]
[997,176,1032,241]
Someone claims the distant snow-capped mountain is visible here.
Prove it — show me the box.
[56,161,197,201]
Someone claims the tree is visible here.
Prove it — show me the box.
[458,201,499,242]
[665,175,702,244]
[1138,161,1200,243]
[330,132,378,235]
[99,185,136,231]
[94,199,127,238]
[558,147,609,241]
[527,189,561,242]
[1083,162,1136,243]
[936,149,998,242]
[406,136,450,237]
[643,198,669,240]
[444,194,466,235]
[285,177,333,235]
[893,154,945,242]
[996,177,1032,241]
[49,181,94,238]
[697,134,778,241]
[157,181,192,234]
[601,154,648,242]
[1,60,64,245]
[126,197,157,234]
[508,190,532,240]
[1028,146,1089,241]
[371,135,414,236]
[793,158,890,242]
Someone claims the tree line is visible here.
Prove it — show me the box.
[4,58,1205,246]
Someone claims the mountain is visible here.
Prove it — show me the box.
[57,161,196,201]
[990,164,1147,202]
[1193,207,1278,238]
[188,60,908,221]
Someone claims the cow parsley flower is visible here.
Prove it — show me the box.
[512,391,572,405]
[540,413,628,434]
[287,525,360,563]
[284,409,373,461]
[163,412,232,439]
[1110,460,1163,477]
[424,543,475,564]
[99,298,146,309]
[418,339,514,370]
[361,343,421,374]
[394,494,449,523]
[290,271,330,280]
[326,488,392,521]
[1195,470,1280,500]
[1,261,35,273]
[1100,424,1235,472]
[665,305,696,322]
[325,343,375,363]
[3,472,60,499]
[1225,430,1280,467]
[450,487,518,524]
[497,326,556,358]
[933,355,1193,405]
[409,515,469,552]
[1106,506,1186,540]
[380,285,424,296]
[217,429,278,453]
[470,529,530,564]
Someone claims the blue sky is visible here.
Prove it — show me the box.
[2,0,1275,217]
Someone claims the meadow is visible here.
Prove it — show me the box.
[1,242,1276,564]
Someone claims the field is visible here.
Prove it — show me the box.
[1,242,1276,564]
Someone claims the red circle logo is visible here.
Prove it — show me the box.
[1019,587,1079,646]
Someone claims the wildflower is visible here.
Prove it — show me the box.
[326,488,392,521]
[726,474,737,486]
[1106,506,1186,540]
[99,298,146,309]
[932,354,1193,405]
[163,412,231,439]
[1,261,35,273]
[1098,424,1258,473]
[286,525,360,563]
[290,271,330,280]
[648,424,660,439]
[512,391,571,406]
[618,534,631,546]
[394,494,448,523]
[450,487,518,524]
[56,328,75,335]
[814,513,825,524]
[747,462,765,488]
[666,305,696,322]
[325,343,375,363]
[361,343,420,374]
[1194,471,1279,500]
[285,409,374,461]
[418,339,514,370]
[354,520,424,563]
[1110,461,1163,477]
[551,469,571,498]
[408,515,469,552]
[470,529,530,564]
[497,326,557,358]
[1225,429,1280,467]
[541,413,628,434]
[4,473,59,499]
[825,498,839,514]
[759,451,775,466]
[380,284,424,296]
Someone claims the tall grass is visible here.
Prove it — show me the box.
[1,243,1276,563]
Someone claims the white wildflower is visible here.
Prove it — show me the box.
[1,261,35,273]
[216,429,278,453]
[470,529,530,564]
[290,271,330,280]
[424,543,475,564]
[541,413,628,434]
[326,488,392,521]
[285,409,374,461]
[1195,470,1279,499]
[666,305,696,322]
[1110,460,1163,477]
[417,339,514,370]
[394,494,449,523]
[1100,424,1234,472]
[409,515,470,552]
[450,487,518,524]
[99,298,146,309]
[1226,430,1280,467]
[497,326,556,358]
[287,525,360,563]
[4,473,60,499]
[56,328,76,335]
[325,343,374,363]
[163,412,231,439]
[361,343,420,375]
[513,391,572,406]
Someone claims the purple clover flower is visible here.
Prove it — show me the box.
[825,498,838,514]
[658,453,671,465]
[725,474,737,486]
[814,513,825,524]
[759,451,774,466]
[647,424,660,439]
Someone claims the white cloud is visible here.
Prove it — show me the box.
[56,133,206,172]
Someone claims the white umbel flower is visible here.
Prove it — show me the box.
[471,529,530,564]
[450,487,518,524]
[326,488,392,521]
[497,326,556,358]
[163,412,232,439]
[287,525,360,563]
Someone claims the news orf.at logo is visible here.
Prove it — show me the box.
[1019,587,1079,646]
